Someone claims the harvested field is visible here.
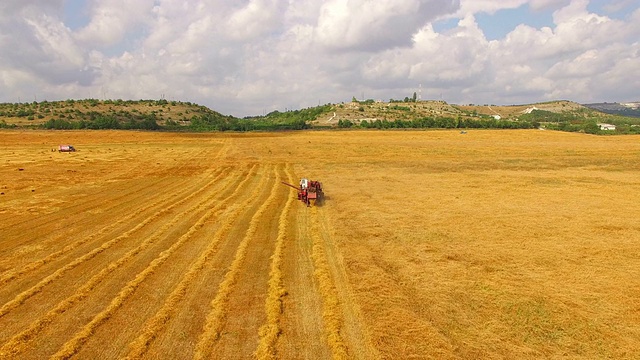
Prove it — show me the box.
[1,129,639,359]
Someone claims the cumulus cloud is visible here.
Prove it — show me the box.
[226,0,288,41]
[316,0,459,52]
[0,1,95,95]
[0,0,638,115]
[74,0,155,47]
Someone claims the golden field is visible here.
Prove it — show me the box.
[0,129,639,359]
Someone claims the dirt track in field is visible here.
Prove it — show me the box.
[1,130,640,359]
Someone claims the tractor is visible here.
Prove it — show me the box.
[281,178,324,207]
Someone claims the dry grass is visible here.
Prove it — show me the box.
[310,206,350,359]
[256,164,296,360]
[1,129,639,359]
[298,130,640,359]
[122,166,258,359]
[0,166,233,358]
[49,168,251,360]
[193,166,276,359]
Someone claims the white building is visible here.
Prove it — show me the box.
[598,123,616,131]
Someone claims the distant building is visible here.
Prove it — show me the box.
[598,123,616,131]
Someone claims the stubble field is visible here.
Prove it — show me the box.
[0,129,639,359]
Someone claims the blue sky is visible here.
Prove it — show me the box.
[433,6,555,41]
[476,7,554,40]
[438,1,637,40]
[62,0,89,30]
[1,0,639,116]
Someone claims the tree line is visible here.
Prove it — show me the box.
[338,117,539,129]
[42,113,160,130]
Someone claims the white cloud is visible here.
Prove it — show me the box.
[226,0,288,41]
[456,0,527,16]
[74,0,156,47]
[25,15,84,68]
[0,2,95,90]
[528,0,571,11]
[316,0,459,52]
[0,0,638,115]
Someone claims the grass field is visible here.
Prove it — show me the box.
[1,129,639,359]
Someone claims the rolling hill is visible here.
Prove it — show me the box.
[583,102,640,118]
[1,98,639,133]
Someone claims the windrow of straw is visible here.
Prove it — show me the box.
[122,165,272,359]
[48,165,259,360]
[194,166,281,360]
[0,142,229,284]
[0,167,239,358]
[0,166,227,287]
[310,206,350,359]
[255,164,296,360]
[0,165,232,322]
[1,176,169,283]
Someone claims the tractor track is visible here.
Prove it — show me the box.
[45,165,259,360]
[0,166,247,358]
[274,188,375,359]
[271,177,331,359]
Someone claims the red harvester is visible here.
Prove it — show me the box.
[281,178,324,207]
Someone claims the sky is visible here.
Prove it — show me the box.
[0,0,638,117]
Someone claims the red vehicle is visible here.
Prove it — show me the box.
[58,145,76,152]
[281,178,324,207]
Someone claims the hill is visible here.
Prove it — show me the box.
[0,99,304,131]
[583,102,640,118]
[312,99,588,126]
[0,99,221,128]
[1,98,639,133]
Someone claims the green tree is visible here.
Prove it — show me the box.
[338,119,354,128]
[583,121,600,134]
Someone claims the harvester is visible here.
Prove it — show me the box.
[281,178,324,207]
